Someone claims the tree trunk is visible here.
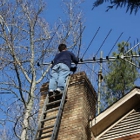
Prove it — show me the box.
[21,82,36,140]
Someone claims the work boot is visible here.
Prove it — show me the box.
[55,88,62,94]
[48,90,54,96]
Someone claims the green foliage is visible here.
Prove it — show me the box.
[93,0,140,14]
[103,42,138,105]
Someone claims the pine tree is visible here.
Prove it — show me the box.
[103,42,138,106]
[93,0,140,14]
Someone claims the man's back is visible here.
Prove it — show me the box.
[53,50,78,69]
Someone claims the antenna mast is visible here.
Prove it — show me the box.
[97,51,103,115]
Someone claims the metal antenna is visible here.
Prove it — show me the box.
[124,42,140,55]
[121,36,131,53]
[118,42,140,68]
[97,51,103,115]
[122,58,140,68]
[95,29,112,57]
[37,25,60,62]
[108,32,123,56]
[77,20,83,58]
[71,26,86,52]
[82,27,100,59]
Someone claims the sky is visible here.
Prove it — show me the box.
[43,0,140,88]
[0,0,140,133]
[44,0,140,59]
[0,0,139,91]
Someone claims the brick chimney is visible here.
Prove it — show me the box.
[39,72,97,140]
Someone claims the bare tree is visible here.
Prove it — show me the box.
[0,127,16,140]
[0,0,84,139]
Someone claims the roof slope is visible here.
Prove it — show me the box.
[90,87,140,138]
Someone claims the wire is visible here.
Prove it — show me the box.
[84,63,98,92]
[84,63,98,76]
[97,61,110,75]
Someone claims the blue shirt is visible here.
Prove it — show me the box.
[53,51,79,69]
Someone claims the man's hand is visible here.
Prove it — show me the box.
[70,67,77,72]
